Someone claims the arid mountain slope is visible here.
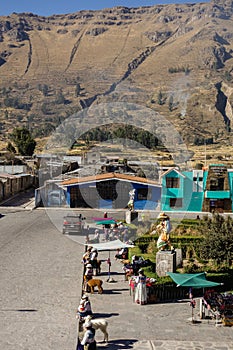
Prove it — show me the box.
[0,0,233,153]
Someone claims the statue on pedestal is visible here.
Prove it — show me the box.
[127,189,136,211]
[156,212,172,251]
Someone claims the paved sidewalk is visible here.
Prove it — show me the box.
[77,245,233,350]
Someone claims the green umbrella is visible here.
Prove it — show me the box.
[96,219,116,225]
[167,272,222,288]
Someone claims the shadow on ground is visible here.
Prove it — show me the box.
[92,312,119,318]
[103,288,129,294]
[97,339,138,349]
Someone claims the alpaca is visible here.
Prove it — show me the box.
[87,278,103,294]
[85,315,109,342]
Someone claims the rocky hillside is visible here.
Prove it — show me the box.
[0,0,233,155]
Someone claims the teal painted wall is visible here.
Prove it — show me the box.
[161,168,233,212]
[161,170,203,212]
[228,172,233,211]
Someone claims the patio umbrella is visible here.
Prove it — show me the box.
[86,239,134,281]
[95,219,116,225]
[167,272,222,288]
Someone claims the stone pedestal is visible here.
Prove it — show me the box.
[156,251,176,277]
[125,211,138,224]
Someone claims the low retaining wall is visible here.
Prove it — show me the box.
[147,284,187,303]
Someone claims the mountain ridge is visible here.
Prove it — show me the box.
[0,0,233,160]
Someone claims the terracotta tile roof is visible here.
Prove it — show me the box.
[62,172,160,186]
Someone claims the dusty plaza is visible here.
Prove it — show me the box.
[0,207,232,350]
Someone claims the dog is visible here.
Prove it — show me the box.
[85,315,108,342]
[87,278,103,294]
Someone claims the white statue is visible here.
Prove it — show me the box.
[128,189,136,211]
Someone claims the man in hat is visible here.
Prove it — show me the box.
[81,320,97,350]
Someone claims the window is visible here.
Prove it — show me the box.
[137,188,150,200]
[210,177,224,191]
[166,177,180,188]
[170,198,182,208]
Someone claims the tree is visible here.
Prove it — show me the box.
[168,95,174,111]
[198,214,233,266]
[157,90,164,105]
[55,89,65,104]
[38,84,49,96]
[10,127,36,156]
[75,83,81,97]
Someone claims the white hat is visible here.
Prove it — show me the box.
[86,263,92,268]
[81,294,88,299]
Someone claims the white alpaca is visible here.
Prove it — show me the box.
[85,315,109,342]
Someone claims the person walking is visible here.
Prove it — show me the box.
[81,320,97,350]
[134,269,148,305]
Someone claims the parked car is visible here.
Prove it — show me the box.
[62,214,85,234]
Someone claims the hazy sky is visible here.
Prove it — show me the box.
[0,0,210,17]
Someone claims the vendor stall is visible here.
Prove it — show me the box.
[85,239,134,281]
[167,272,224,323]
[202,290,233,326]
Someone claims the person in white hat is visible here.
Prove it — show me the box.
[81,294,92,315]
[77,300,88,320]
[84,264,93,292]
[81,320,96,350]
[90,248,99,275]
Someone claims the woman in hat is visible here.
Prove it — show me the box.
[134,269,147,305]
[81,294,93,315]
[77,300,88,321]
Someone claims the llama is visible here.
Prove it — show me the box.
[85,315,109,342]
[87,278,103,294]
